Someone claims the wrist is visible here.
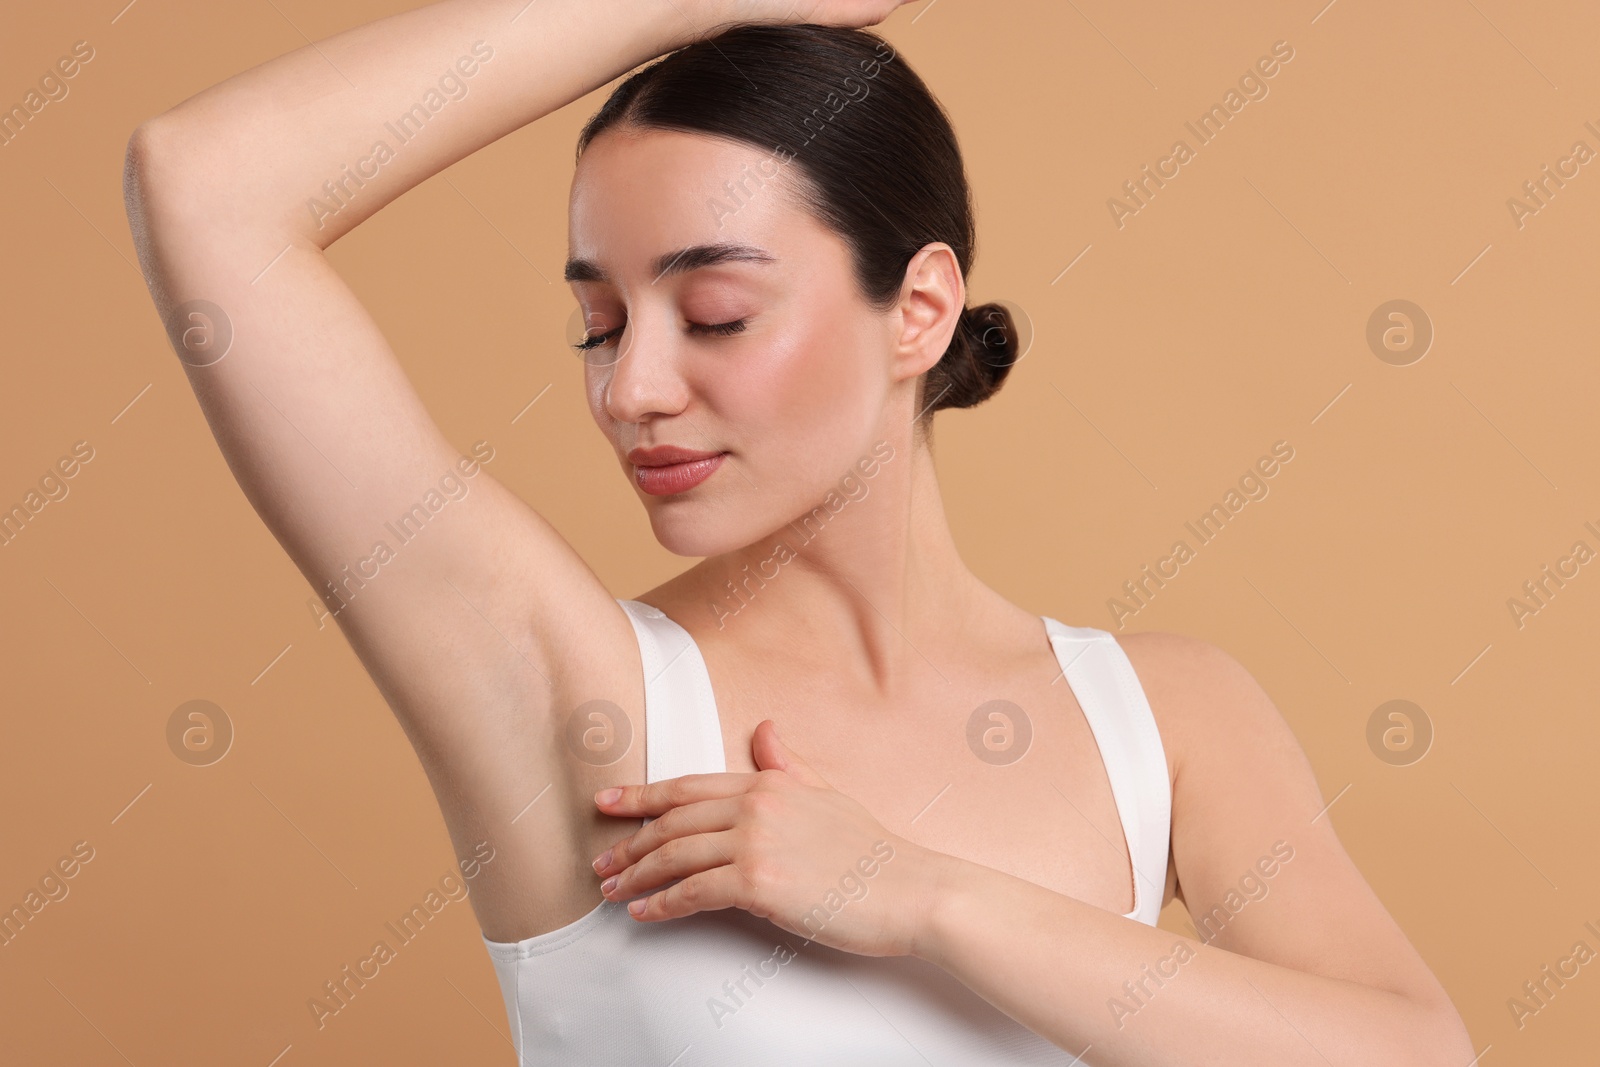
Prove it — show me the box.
[628,0,710,56]
[904,845,973,963]
[673,0,796,44]
[667,0,733,44]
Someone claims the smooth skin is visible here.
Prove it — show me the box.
[123,0,1473,1062]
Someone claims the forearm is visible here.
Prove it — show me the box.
[134,0,707,245]
[915,856,1469,1067]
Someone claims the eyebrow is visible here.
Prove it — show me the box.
[563,242,778,284]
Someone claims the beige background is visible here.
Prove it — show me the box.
[2,0,1597,1062]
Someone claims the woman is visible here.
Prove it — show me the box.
[123,0,1472,1062]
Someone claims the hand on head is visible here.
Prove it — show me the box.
[709,0,920,32]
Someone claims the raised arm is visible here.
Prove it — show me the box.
[119,0,722,935]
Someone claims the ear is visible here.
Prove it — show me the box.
[890,242,965,386]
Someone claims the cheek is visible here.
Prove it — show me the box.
[700,314,885,513]
[716,318,881,443]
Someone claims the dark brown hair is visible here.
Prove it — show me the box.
[576,23,1018,422]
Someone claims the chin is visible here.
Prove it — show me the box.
[643,498,755,559]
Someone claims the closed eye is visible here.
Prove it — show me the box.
[572,318,748,352]
[688,319,748,338]
[573,327,622,352]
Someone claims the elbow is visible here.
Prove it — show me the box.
[122,119,158,190]
[122,118,181,278]
[122,116,182,221]
[124,113,282,255]
[123,110,223,219]
[122,121,158,280]
[123,114,219,272]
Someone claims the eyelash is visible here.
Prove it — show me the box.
[572,318,748,351]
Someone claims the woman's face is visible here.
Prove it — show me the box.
[566,126,912,558]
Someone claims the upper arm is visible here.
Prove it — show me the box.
[1117,632,1462,1020]
[121,117,628,782]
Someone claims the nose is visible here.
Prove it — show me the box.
[597,313,689,425]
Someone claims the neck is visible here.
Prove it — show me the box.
[663,439,990,697]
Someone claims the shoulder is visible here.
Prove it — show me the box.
[1106,628,1327,909]
[1106,629,1315,798]
[1109,627,1251,692]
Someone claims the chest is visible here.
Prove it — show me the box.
[705,662,1142,920]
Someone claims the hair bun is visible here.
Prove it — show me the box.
[963,302,1019,372]
[925,302,1020,413]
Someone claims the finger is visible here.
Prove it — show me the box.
[594,795,745,877]
[603,827,749,904]
[751,720,831,788]
[594,771,760,817]
[626,863,759,923]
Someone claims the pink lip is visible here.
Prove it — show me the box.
[627,446,727,496]
[628,445,721,466]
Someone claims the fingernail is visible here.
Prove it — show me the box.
[628,898,647,916]
[595,787,622,806]
[601,875,618,895]
[592,848,612,874]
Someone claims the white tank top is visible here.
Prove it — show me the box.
[482,599,1172,1065]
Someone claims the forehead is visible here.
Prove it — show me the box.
[567,126,812,276]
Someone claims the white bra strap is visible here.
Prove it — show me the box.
[1044,618,1172,926]
[618,599,728,786]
